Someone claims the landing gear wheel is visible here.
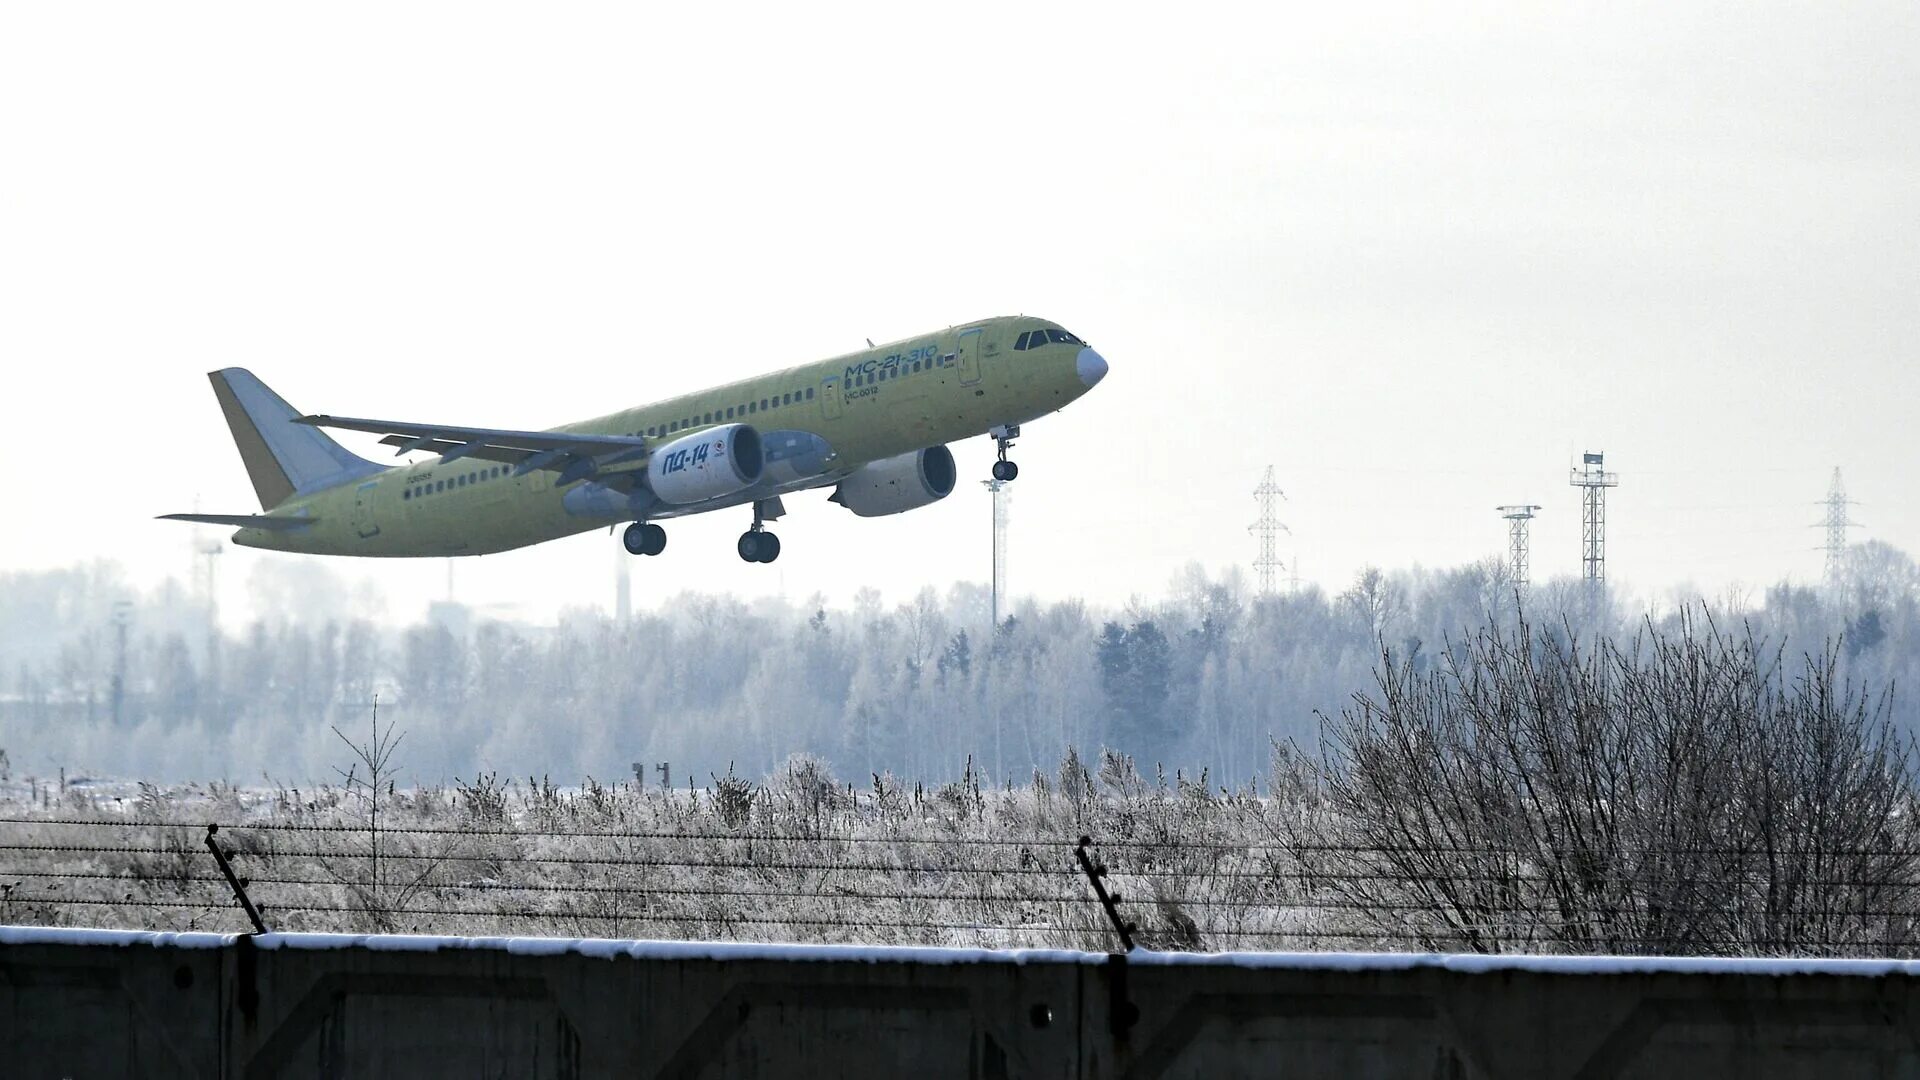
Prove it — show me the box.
[740,499,782,563]
[990,424,1021,482]
[738,530,781,563]
[624,522,667,556]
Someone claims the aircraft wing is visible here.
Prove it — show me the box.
[296,414,648,483]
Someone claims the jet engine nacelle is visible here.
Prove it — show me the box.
[645,424,763,505]
[830,446,957,517]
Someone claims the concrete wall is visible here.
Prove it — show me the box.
[6,927,1920,1078]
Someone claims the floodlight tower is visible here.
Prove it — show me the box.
[1249,466,1290,596]
[1569,452,1620,609]
[192,535,224,695]
[1819,466,1859,592]
[1496,505,1542,598]
[185,497,223,624]
[982,477,1011,626]
[110,600,133,726]
[192,538,223,619]
[614,546,632,624]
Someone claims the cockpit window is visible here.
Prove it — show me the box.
[1014,327,1085,350]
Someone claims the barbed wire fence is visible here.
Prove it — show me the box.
[7,810,1920,956]
[0,813,1255,950]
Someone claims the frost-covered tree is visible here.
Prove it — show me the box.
[5,545,1920,789]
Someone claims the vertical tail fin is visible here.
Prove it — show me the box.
[208,368,382,510]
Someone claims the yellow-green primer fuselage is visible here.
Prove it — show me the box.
[229,316,1104,557]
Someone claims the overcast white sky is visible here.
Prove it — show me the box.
[3,2,1915,625]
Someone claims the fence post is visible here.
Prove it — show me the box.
[204,823,269,935]
[1075,835,1141,1039]
[1075,835,1136,952]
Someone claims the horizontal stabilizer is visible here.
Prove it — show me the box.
[157,512,316,531]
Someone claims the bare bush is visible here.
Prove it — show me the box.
[1274,611,1920,955]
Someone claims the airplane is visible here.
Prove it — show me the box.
[160,316,1108,563]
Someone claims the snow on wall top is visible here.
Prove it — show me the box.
[6,924,1920,978]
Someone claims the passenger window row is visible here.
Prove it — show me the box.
[405,465,508,500]
[848,354,950,388]
[624,386,818,439]
[1014,327,1084,350]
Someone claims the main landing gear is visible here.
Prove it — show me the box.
[738,530,780,563]
[990,424,1020,482]
[738,497,784,563]
[622,521,667,556]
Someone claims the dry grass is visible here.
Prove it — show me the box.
[0,753,1339,951]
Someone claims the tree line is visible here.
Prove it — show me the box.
[2,542,1916,790]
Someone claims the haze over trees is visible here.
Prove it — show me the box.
[4,547,1920,957]
[3,613,1914,958]
[2,543,1916,792]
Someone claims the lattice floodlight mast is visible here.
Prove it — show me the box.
[183,503,225,692]
[192,538,223,616]
[185,497,224,623]
[1249,466,1290,596]
[614,544,632,624]
[982,478,1010,626]
[1819,466,1860,592]
[194,536,224,687]
[1496,505,1542,598]
[1570,452,1620,604]
[110,599,132,727]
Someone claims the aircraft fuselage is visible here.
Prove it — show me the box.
[228,315,1105,557]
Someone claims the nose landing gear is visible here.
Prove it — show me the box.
[991,424,1020,482]
[622,521,667,556]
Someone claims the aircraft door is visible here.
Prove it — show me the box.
[821,375,843,420]
[956,328,983,386]
[351,480,381,539]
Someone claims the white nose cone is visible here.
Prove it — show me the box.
[1077,347,1109,387]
